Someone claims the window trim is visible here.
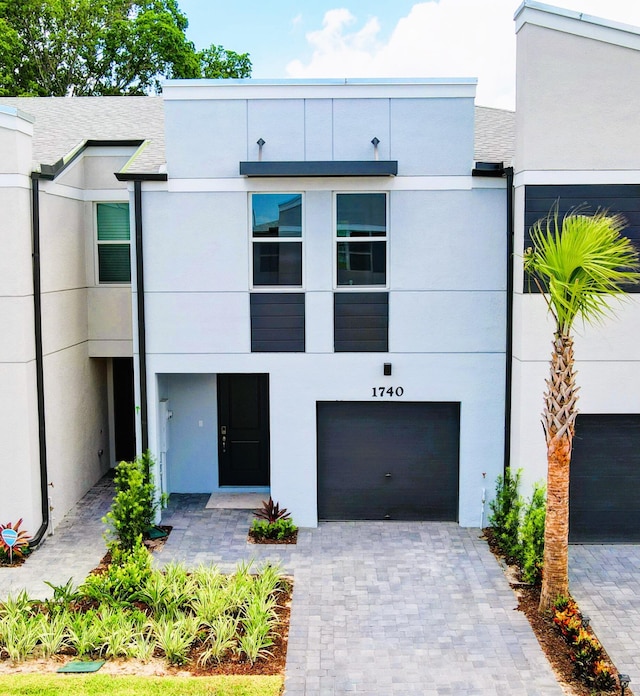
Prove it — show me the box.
[95,201,131,286]
[249,192,304,290]
[333,191,389,291]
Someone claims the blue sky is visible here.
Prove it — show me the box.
[178,0,640,109]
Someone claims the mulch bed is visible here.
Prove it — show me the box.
[247,530,298,545]
[483,528,631,696]
[85,524,292,676]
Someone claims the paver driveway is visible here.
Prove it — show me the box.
[158,495,562,696]
[0,484,563,695]
[570,545,640,689]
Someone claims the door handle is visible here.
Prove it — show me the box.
[221,425,227,453]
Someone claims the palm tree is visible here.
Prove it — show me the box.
[524,205,640,613]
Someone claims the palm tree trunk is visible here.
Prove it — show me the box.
[538,334,578,613]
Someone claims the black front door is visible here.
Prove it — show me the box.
[113,357,135,463]
[217,374,270,486]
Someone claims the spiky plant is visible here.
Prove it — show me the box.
[254,497,290,523]
[524,205,640,612]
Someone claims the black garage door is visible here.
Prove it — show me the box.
[317,401,460,521]
[570,414,640,543]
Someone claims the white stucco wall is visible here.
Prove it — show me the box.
[137,81,507,528]
[516,20,640,173]
[512,5,640,498]
[0,108,43,530]
[36,188,112,525]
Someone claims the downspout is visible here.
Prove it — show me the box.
[503,166,515,474]
[134,180,148,453]
[29,174,50,548]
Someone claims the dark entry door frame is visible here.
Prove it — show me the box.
[217,374,270,487]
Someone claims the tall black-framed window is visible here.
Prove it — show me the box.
[336,192,387,287]
[251,193,302,286]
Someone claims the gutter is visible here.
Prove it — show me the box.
[472,162,515,473]
[29,174,50,548]
[503,167,514,473]
[133,181,148,452]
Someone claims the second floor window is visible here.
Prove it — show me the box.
[251,193,303,286]
[336,193,387,287]
[96,202,131,283]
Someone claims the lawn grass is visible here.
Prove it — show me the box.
[0,673,283,696]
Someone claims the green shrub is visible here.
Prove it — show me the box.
[488,467,523,561]
[520,483,546,585]
[250,518,297,541]
[103,451,158,552]
[81,537,152,605]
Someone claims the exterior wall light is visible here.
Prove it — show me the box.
[371,137,380,161]
[384,363,392,376]
[257,138,266,161]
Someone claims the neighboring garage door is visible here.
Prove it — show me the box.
[570,414,640,543]
[317,401,460,521]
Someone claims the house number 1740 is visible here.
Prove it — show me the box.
[372,386,404,397]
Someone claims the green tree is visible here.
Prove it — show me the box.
[0,0,251,97]
[524,206,640,612]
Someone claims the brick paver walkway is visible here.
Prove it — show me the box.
[1,484,567,695]
[0,475,112,599]
[570,545,640,689]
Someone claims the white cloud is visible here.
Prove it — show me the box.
[286,0,640,110]
[287,1,516,109]
[291,13,303,30]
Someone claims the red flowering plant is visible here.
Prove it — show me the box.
[553,596,617,692]
[0,519,31,564]
[552,598,582,641]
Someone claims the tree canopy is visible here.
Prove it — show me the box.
[0,0,251,96]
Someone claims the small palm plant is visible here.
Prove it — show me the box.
[524,204,640,612]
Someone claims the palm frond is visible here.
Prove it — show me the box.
[524,204,640,334]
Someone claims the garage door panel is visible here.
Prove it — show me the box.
[570,414,640,542]
[317,401,460,521]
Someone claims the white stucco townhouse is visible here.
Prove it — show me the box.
[1,1,639,544]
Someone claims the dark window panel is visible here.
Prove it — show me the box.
[98,244,131,283]
[253,242,302,286]
[337,193,386,237]
[250,293,305,352]
[337,241,386,286]
[524,184,640,293]
[334,292,388,352]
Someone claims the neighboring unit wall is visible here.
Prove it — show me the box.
[0,107,42,530]
[140,80,507,528]
[512,4,640,494]
[39,148,136,521]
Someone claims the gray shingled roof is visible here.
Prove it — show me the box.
[0,95,514,174]
[0,96,164,174]
[474,105,515,166]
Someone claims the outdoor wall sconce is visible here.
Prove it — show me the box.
[619,674,630,695]
[384,363,392,376]
[257,138,266,161]
[581,614,590,628]
[371,137,380,161]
